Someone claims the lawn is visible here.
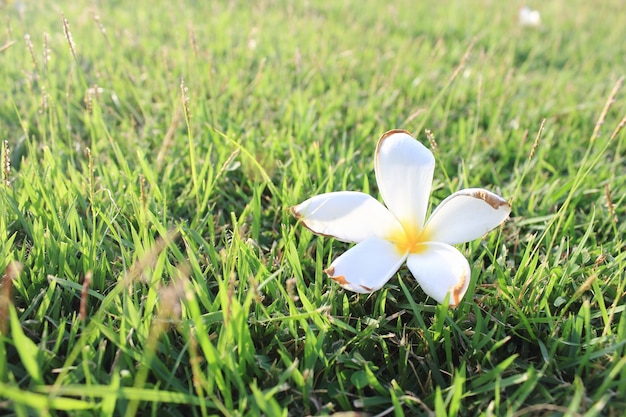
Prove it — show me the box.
[1,0,625,416]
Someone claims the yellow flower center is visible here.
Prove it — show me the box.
[388,222,431,255]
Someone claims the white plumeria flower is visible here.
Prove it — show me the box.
[291,130,511,306]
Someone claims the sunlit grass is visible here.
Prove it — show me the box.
[1,0,625,415]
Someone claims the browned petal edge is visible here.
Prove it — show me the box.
[375,129,413,158]
[324,266,347,285]
[325,267,374,292]
[450,269,468,308]
[289,205,301,220]
[290,206,341,239]
[289,205,313,232]
[469,189,511,210]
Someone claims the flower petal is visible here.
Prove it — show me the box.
[425,188,511,245]
[325,237,407,293]
[406,242,471,306]
[291,191,401,243]
[375,130,435,229]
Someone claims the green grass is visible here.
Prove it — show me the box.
[1,0,625,415]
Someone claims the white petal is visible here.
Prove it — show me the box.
[375,130,435,229]
[425,188,511,245]
[292,191,401,243]
[325,237,407,293]
[406,242,471,306]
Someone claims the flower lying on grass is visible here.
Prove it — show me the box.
[292,130,511,306]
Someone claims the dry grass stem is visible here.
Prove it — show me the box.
[529,119,546,160]
[79,272,92,321]
[0,262,22,334]
[2,140,10,187]
[0,40,16,53]
[62,14,77,60]
[591,76,624,142]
